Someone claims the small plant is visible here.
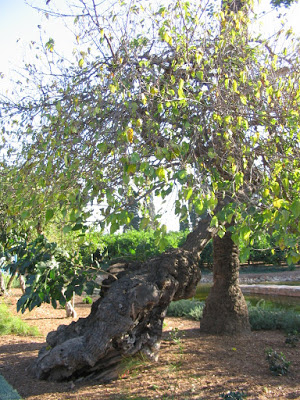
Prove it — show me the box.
[0,303,40,336]
[265,348,291,376]
[119,352,148,379]
[220,391,247,399]
[168,327,183,343]
[285,330,299,347]
[82,296,93,304]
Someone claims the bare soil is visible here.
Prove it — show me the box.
[0,287,299,400]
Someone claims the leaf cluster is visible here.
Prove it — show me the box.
[3,235,100,313]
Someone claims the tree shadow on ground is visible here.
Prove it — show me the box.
[0,326,299,400]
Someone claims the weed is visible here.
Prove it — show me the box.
[285,330,299,347]
[220,391,247,399]
[265,348,291,376]
[82,296,93,304]
[119,352,149,379]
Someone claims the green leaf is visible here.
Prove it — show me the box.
[21,211,30,220]
[63,225,72,234]
[240,247,250,263]
[210,216,218,228]
[140,217,150,230]
[110,222,119,234]
[45,209,54,222]
[291,199,300,218]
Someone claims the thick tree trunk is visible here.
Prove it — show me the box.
[33,217,217,382]
[200,229,250,334]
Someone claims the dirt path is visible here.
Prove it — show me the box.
[0,289,299,399]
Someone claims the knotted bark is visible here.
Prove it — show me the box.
[200,228,250,334]
[34,217,217,382]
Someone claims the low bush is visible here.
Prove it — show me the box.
[167,299,205,320]
[167,299,300,332]
[248,301,300,332]
[0,303,39,336]
[265,348,291,376]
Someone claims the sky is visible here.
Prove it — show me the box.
[1,0,300,231]
[1,0,300,83]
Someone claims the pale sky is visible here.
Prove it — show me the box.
[1,0,300,88]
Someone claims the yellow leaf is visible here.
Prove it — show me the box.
[127,128,134,143]
[273,198,284,208]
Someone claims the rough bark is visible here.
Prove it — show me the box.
[200,229,251,334]
[0,271,6,295]
[19,274,26,295]
[33,217,217,382]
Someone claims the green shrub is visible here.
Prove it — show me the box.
[167,299,205,320]
[85,229,188,265]
[0,303,39,336]
[167,299,300,332]
[248,301,300,332]
[265,348,291,376]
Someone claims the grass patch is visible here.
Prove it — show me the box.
[0,303,40,336]
[167,299,300,332]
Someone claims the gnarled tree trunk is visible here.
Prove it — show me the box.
[200,229,250,334]
[33,217,217,382]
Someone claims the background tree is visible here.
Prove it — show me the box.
[0,0,299,381]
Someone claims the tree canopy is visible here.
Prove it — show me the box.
[0,0,299,264]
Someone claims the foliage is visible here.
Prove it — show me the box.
[89,229,188,263]
[0,0,299,303]
[248,301,300,332]
[82,296,93,304]
[3,235,100,313]
[168,299,300,332]
[199,240,213,268]
[285,330,299,347]
[0,303,39,336]
[265,348,291,376]
[167,299,205,319]
[220,391,247,400]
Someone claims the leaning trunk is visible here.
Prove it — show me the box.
[33,217,217,382]
[200,229,250,334]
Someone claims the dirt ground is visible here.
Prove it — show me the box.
[0,288,299,400]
